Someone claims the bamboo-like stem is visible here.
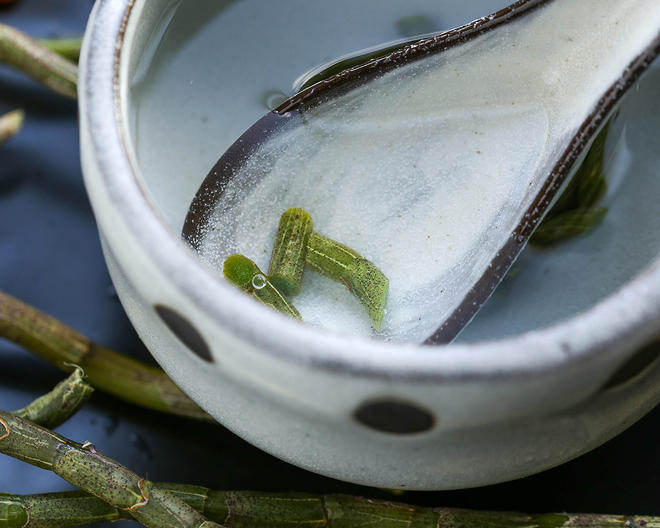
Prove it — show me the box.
[268,208,313,296]
[0,23,77,99]
[1,486,658,528]
[0,291,212,422]
[224,254,302,319]
[0,412,223,528]
[12,368,93,429]
[306,232,389,329]
[37,37,82,63]
[0,109,24,145]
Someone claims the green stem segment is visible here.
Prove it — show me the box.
[0,412,223,528]
[37,37,82,63]
[12,368,93,429]
[0,291,212,422]
[531,121,610,247]
[224,254,302,319]
[530,208,607,246]
[268,208,313,296]
[0,109,24,145]
[2,487,659,528]
[0,23,78,99]
[307,232,389,330]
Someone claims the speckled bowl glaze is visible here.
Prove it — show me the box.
[79,0,660,489]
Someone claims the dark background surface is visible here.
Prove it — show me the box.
[0,0,658,524]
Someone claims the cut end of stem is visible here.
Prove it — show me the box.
[0,109,25,145]
[347,259,389,330]
[224,254,302,320]
[224,254,260,289]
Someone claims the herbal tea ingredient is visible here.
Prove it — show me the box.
[0,411,223,528]
[0,109,24,145]
[0,22,78,99]
[224,209,389,330]
[0,291,212,422]
[268,208,313,296]
[224,254,302,319]
[306,231,389,330]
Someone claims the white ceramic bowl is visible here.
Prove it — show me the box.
[79,0,660,489]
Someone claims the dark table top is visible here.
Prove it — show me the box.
[1,1,658,525]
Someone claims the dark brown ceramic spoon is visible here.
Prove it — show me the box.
[183,0,660,344]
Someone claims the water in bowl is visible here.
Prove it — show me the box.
[128,0,660,343]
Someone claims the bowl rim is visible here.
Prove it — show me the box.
[79,0,660,382]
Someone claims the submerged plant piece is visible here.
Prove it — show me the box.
[576,123,610,208]
[224,254,302,320]
[38,36,83,63]
[0,291,211,422]
[268,208,313,296]
[12,367,93,429]
[0,23,77,99]
[531,121,610,247]
[0,412,222,528]
[306,232,389,330]
[2,487,659,528]
[0,109,24,145]
[530,208,607,246]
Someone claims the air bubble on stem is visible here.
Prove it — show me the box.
[252,274,267,290]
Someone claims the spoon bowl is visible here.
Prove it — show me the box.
[184,0,660,343]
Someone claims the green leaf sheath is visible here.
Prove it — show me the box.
[0,291,212,422]
[2,488,659,528]
[0,412,223,528]
[37,37,83,63]
[12,368,93,429]
[0,23,78,99]
[532,121,609,246]
[530,208,607,246]
[224,255,302,319]
[306,232,389,330]
[576,122,609,208]
[268,208,313,296]
[0,110,24,146]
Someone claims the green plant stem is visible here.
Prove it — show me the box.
[530,208,607,247]
[12,368,93,429]
[0,109,24,145]
[0,291,212,422]
[224,254,302,319]
[268,208,313,296]
[37,37,82,63]
[0,23,77,99]
[1,487,658,528]
[306,232,389,329]
[0,412,223,528]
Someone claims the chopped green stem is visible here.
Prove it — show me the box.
[531,207,607,246]
[307,232,389,329]
[0,23,78,99]
[0,412,223,528]
[0,109,24,145]
[224,254,302,319]
[2,487,659,528]
[535,120,610,246]
[37,37,82,63]
[0,291,212,422]
[12,368,93,429]
[268,208,313,296]
[576,123,609,208]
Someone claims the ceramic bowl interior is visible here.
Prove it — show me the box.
[124,0,660,344]
[80,0,660,489]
